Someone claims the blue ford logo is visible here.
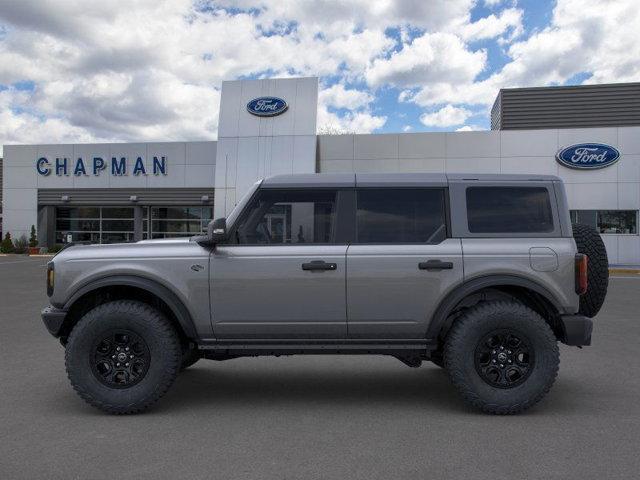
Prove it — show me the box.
[556,143,620,170]
[247,97,288,117]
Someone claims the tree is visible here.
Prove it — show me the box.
[29,225,38,248]
[1,232,15,253]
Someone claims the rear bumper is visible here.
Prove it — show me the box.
[41,305,67,337]
[559,314,593,346]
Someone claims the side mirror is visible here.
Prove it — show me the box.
[207,217,227,244]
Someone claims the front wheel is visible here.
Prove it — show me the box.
[65,300,181,414]
[444,301,559,415]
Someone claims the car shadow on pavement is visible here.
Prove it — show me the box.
[145,361,506,415]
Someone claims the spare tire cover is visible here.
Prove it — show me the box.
[572,223,609,317]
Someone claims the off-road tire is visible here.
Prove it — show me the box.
[444,301,559,415]
[572,223,609,318]
[65,300,181,414]
[180,346,201,371]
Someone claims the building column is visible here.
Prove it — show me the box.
[37,205,56,248]
[133,206,144,242]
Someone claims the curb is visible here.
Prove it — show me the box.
[609,268,640,275]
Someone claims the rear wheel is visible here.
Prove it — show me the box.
[444,301,559,414]
[65,300,181,414]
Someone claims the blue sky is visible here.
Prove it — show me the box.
[0,0,637,150]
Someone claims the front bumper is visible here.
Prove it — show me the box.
[41,305,67,337]
[558,314,593,346]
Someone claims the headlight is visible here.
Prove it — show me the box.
[47,262,55,297]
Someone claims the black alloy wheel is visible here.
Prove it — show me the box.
[474,330,533,388]
[91,330,151,388]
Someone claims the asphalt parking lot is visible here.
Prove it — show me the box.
[1,255,640,479]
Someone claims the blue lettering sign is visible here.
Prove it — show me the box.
[247,97,288,117]
[93,157,106,175]
[133,157,146,176]
[36,154,169,177]
[556,143,620,170]
[111,157,127,175]
[55,157,68,176]
[36,157,51,176]
[153,156,167,175]
[74,157,87,176]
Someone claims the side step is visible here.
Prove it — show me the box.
[197,338,437,356]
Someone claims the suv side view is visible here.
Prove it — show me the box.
[41,173,608,415]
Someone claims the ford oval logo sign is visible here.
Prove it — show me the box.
[556,143,620,170]
[247,97,288,117]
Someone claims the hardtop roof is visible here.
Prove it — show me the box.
[260,172,560,188]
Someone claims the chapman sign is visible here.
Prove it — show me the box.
[36,156,168,177]
[556,143,620,170]
[246,97,288,117]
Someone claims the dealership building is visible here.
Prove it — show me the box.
[1,78,640,264]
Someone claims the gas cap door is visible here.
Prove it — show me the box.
[529,247,558,272]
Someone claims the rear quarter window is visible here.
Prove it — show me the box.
[466,186,554,233]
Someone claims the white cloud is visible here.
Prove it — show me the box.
[456,125,484,132]
[366,32,486,88]
[420,105,472,127]
[459,8,523,42]
[0,0,638,146]
[402,125,413,132]
[319,84,373,110]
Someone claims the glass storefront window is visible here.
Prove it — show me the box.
[570,210,638,234]
[55,205,213,244]
[55,206,135,244]
[148,206,213,239]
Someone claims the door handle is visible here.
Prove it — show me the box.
[419,260,453,271]
[302,260,337,271]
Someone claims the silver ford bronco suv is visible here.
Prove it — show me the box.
[41,173,608,415]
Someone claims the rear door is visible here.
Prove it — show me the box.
[346,187,463,338]
[210,188,349,339]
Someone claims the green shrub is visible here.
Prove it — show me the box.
[1,233,15,253]
[13,235,29,254]
[48,244,64,254]
[29,225,38,248]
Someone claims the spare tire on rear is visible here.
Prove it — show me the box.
[572,223,608,317]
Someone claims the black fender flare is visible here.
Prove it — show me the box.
[426,274,565,340]
[62,275,198,339]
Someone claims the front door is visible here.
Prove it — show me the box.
[346,187,463,338]
[210,188,348,339]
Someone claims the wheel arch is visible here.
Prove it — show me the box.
[427,275,564,342]
[59,275,197,343]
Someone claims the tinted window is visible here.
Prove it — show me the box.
[356,189,447,243]
[466,187,554,233]
[234,189,337,244]
[571,209,637,234]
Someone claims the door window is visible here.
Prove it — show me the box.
[233,189,338,244]
[356,188,447,243]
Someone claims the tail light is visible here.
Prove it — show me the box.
[46,262,55,297]
[575,254,588,295]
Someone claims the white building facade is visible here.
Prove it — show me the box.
[2,76,639,264]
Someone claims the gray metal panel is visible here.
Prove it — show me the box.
[346,240,463,338]
[492,82,640,130]
[261,173,355,188]
[355,173,447,187]
[37,188,215,206]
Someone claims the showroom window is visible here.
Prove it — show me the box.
[56,207,135,244]
[145,206,213,239]
[233,189,337,244]
[466,186,554,234]
[570,210,638,234]
[356,188,446,243]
